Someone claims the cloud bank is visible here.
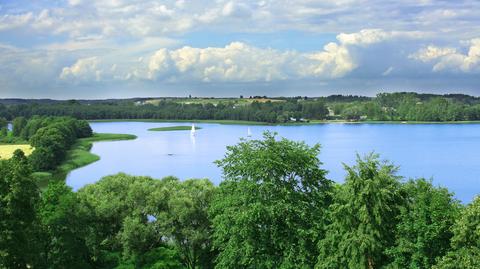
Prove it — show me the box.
[0,0,479,97]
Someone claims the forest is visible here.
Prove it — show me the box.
[1,119,480,268]
[1,92,480,123]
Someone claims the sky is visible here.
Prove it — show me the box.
[0,0,479,99]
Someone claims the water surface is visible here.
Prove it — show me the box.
[66,122,480,203]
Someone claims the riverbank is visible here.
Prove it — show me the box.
[148,126,202,131]
[33,133,136,189]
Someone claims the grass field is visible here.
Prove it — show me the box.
[148,126,202,131]
[0,144,33,159]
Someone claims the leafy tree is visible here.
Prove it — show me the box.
[211,132,332,268]
[76,119,93,138]
[77,173,160,265]
[0,117,7,137]
[77,173,213,268]
[12,117,27,137]
[317,153,403,269]
[114,247,183,269]
[0,150,41,268]
[38,181,91,268]
[386,179,460,268]
[434,197,480,269]
[150,178,216,269]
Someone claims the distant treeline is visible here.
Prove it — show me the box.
[1,132,479,268]
[1,92,480,123]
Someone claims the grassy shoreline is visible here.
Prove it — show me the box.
[148,126,202,131]
[33,133,136,189]
[89,118,480,125]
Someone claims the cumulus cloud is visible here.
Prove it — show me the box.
[60,57,102,82]
[409,45,457,62]
[410,39,480,73]
[59,29,428,83]
[116,39,358,83]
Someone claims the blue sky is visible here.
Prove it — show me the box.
[0,0,479,98]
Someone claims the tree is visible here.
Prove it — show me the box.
[0,150,41,268]
[77,173,213,268]
[211,132,332,268]
[317,153,403,269]
[151,178,216,269]
[38,181,92,268]
[75,120,93,138]
[77,173,161,265]
[386,179,460,268]
[12,117,27,137]
[434,197,480,269]
[0,117,7,137]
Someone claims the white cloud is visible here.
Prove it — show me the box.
[0,12,33,31]
[411,39,480,73]
[60,57,102,82]
[143,41,358,82]
[409,45,457,62]
[337,29,426,46]
[56,28,442,83]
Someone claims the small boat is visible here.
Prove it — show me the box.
[191,124,196,136]
[247,127,252,137]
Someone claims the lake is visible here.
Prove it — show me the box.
[66,121,480,203]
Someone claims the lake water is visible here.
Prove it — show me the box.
[66,121,480,203]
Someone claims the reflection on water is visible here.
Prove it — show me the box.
[66,121,480,203]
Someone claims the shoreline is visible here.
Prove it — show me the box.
[89,118,480,125]
[33,133,136,189]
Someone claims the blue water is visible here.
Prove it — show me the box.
[66,122,480,203]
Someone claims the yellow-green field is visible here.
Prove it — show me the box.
[0,144,33,159]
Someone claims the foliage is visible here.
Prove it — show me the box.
[3,125,480,268]
[211,132,332,268]
[13,116,95,171]
[77,173,214,269]
[434,197,480,268]
[0,150,41,268]
[386,179,461,268]
[38,181,91,268]
[317,153,404,269]
[3,92,480,123]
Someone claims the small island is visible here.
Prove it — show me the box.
[148,126,202,131]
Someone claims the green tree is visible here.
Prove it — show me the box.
[12,117,27,137]
[77,173,213,268]
[386,179,460,268]
[317,153,403,269]
[151,178,216,269]
[0,117,7,137]
[75,119,93,138]
[211,132,332,268]
[38,181,91,268]
[0,150,41,268]
[434,197,480,269]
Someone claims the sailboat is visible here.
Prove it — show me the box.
[191,123,196,136]
[247,127,252,137]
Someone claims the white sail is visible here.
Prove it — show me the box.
[247,127,252,137]
[191,124,196,136]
